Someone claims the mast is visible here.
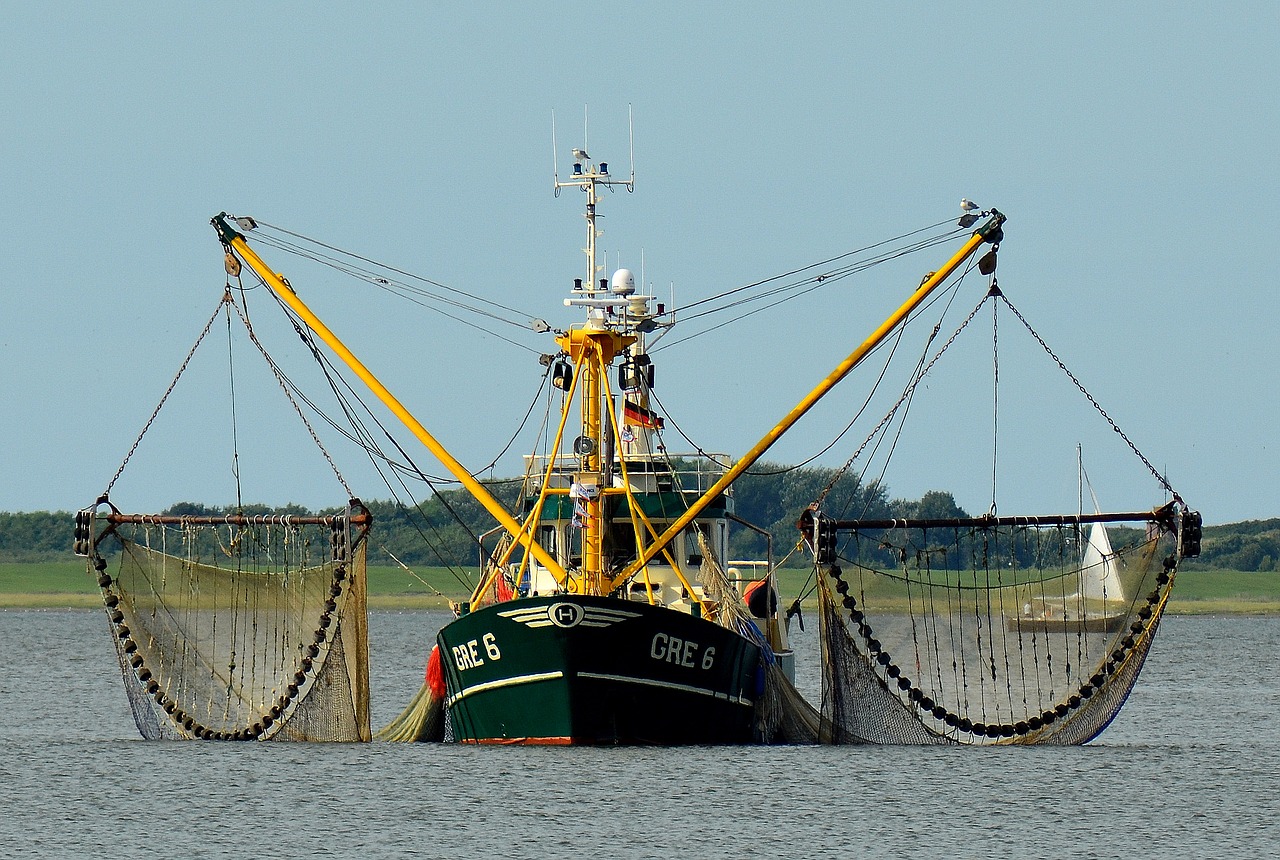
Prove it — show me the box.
[213,163,1002,605]
[553,145,636,595]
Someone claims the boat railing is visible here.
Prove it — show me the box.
[522,452,735,496]
[726,560,772,586]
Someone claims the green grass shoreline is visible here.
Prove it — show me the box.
[3,561,1278,615]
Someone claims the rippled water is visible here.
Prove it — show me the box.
[0,610,1275,858]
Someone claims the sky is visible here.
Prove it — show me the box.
[2,3,1276,526]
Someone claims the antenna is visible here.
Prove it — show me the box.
[552,108,637,294]
[628,103,635,191]
[551,111,560,196]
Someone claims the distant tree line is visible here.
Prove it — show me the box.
[0,511,78,563]
[4,468,1276,571]
[1195,518,1280,572]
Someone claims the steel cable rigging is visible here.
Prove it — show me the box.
[233,278,554,584]
[243,220,543,355]
[654,220,965,352]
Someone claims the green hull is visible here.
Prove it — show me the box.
[437,595,761,744]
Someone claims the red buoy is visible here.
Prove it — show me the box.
[743,579,778,619]
[425,644,446,699]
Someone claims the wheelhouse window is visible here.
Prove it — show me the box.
[537,524,559,564]
[607,520,639,570]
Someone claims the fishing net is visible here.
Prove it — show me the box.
[78,504,371,741]
[375,672,446,743]
[815,507,1183,745]
[697,532,828,743]
[377,538,514,743]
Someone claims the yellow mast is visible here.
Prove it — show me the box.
[553,144,636,596]
[555,326,633,595]
[581,336,603,593]
[609,211,1005,588]
[212,213,569,582]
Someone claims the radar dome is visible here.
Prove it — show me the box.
[611,268,636,297]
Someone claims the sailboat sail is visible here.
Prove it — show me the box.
[1079,522,1124,604]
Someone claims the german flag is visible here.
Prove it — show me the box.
[623,400,664,429]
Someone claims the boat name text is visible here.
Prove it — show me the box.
[452,633,501,670]
[650,633,715,670]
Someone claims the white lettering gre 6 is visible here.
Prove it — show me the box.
[650,632,705,668]
[452,637,494,671]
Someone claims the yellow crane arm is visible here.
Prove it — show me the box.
[617,211,1006,582]
[211,213,569,582]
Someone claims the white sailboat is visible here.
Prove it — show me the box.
[1010,458,1130,634]
[1079,520,1125,605]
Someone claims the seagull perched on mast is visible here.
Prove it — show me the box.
[572,148,590,163]
[957,198,982,228]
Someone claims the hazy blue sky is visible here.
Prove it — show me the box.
[2,4,1275,525]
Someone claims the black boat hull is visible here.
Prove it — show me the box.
[437,595,761,744]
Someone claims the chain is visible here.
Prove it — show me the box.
[990,284,1000,515]
[995,293,1179,502]
[818,292,990,505]
[824,534,1174,741]
[227,290,354,498]
[102,291,232,497]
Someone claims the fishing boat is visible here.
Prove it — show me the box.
[81,132,1201,747]
[205,139,1001,744]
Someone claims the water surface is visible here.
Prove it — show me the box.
[0,610,1275,858]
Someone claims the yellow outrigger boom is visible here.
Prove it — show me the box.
[609,210,1005,588]
[213,208,1002,594]
[212,213,570,582]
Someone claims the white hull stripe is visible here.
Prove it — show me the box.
[577,672,754,707]
[449,670,754,709]
[584,607,643,619]
[447,671,565,707]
